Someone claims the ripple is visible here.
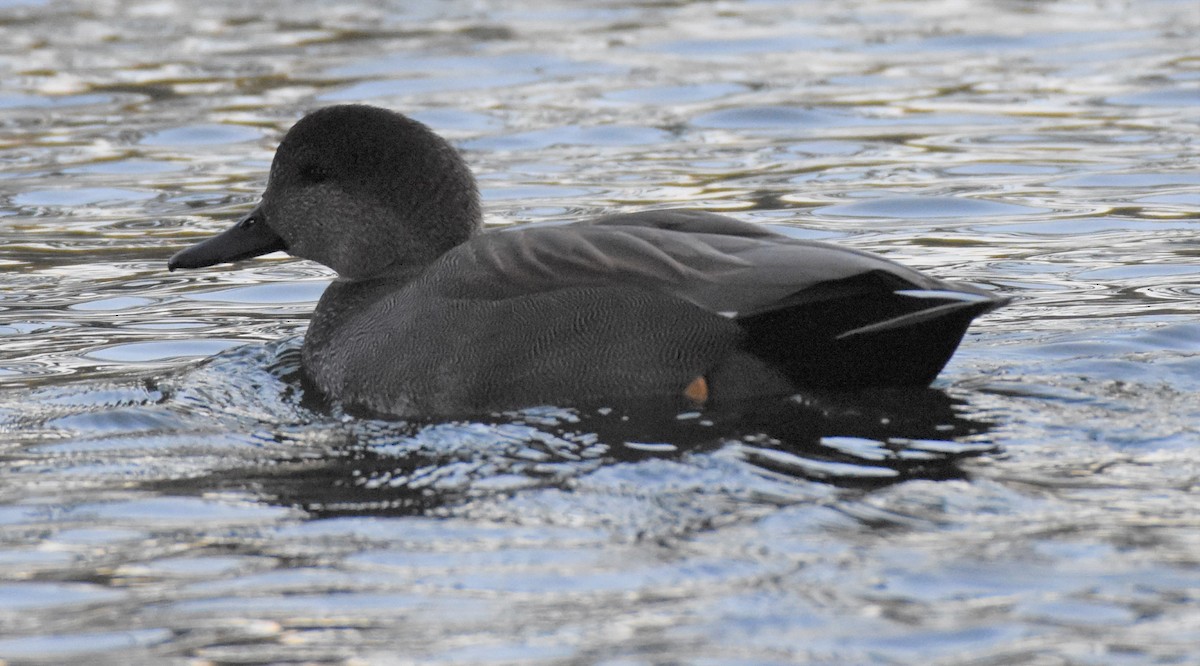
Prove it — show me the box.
[1106,86,1200,107]
[62,159,185,175]
[2,2,1199,664]
[984,216,1193,235]
[324,73,543,101]
[0,629,173,660]
[140,124,264,147]
[69,296,155,312]
[326,52,602,79]
[119,554,271,579]
[605,83,747,105]
[1137,192,1200,206]
[0,582,125,611]
[691,105,858,130]
[463,125,671,151]
[0,92,113,109]
[407,108,504,134]
[179,282,327,305]
[816,195,1046,219]
[12,187,157,207]
[737,444,900,479]
[76,496,294,527]
[654,34,844,56]
[481,184,597,202]
[945,163,1062,176]
[1050,172,1200,188]
[85,339,244,363]
[1075,264,1200,281]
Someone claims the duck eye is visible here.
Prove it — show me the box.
[298,162,328,183]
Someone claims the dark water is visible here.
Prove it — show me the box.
[1,0,1198,663]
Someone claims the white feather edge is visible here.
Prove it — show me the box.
[835,290,999,339]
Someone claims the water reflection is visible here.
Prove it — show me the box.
[1,0,1199,661]
[150,369,997,518]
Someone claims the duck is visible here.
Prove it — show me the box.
[168,104,1007,418]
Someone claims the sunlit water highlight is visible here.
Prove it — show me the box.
[0,0,1198,663]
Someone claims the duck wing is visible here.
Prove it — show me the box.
[441,209,1004,327]
[418,209,1006,390]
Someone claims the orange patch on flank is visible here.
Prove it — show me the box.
[684,376,708,403]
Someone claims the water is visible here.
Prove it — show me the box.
[1,0,1198,663]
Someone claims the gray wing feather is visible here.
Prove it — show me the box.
[434,209,992,317]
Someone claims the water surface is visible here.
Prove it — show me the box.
[1,0,1198,663]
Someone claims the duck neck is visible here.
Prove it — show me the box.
[304,268,422,359]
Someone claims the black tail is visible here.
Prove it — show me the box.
[737,274,1007,388]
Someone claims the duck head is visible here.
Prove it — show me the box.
[168,105,482,279]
